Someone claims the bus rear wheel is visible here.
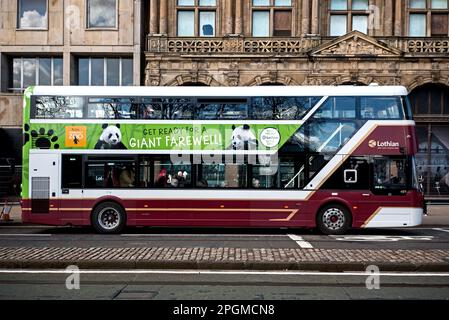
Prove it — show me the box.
[92,202,126,234]
[317,204,351,235]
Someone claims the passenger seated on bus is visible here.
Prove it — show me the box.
[104,165,118,188]
[252,178,261,188]
[363,106,375,118]
[119,166,135,187]
[170,178,179,188]
[155,169,168,187]
[143,105,157,119]
[175,171,187,188]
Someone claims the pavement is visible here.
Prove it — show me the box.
[1,272,449,300]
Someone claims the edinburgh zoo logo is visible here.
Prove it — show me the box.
[260,128,281,148]
[369,139,400,149]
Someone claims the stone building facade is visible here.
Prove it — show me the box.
[145,0,449,200]
[0,0,144,198]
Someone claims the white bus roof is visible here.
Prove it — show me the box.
[31,85,408,97]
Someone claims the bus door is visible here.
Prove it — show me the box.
[60,155,84,223]
[29,153,59,216]
[331,156,373,221]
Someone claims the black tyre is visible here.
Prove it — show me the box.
[317,204,351,235]
[92,202,126,234]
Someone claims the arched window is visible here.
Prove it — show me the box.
[409,83,449,115]
[410,83,449,198]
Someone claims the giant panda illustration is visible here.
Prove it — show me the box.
[95,124,127,150]
[229,124,258,150]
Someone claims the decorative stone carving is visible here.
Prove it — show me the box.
[310,31,402,58]
[408,39,449,54]
[223,37,244,52]
[168,39,223,53]
[147,36,319,54]
[244,39,320,54]
[269,71,278,83]
[145,61,161,86]
[148,37,168,53]
[225,72,240,86]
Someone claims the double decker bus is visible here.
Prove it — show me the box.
[21,85,425,234]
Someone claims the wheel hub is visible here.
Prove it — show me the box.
[323,208,345,230]
[98,208,120,230]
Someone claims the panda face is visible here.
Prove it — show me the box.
[107,130,121,145]
[231,125,257,150]
[101,125,122,146]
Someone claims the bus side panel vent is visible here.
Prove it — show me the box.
[31,177,50,214]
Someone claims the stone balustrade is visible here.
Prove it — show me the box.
[147,36,449,56]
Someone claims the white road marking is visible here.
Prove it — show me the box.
[0,269,449,277]
[331,235,434,242]
[433,228,449,234]
[0,234,51,237]
[288,234,313,248]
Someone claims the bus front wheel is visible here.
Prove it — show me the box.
[92,202,126,234]
[317,204,351,235]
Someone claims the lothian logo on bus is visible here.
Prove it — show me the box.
[369,139,400,149]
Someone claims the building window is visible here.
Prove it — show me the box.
[409,0,449,36]
[252,0,292,36]
[77,57,133,86]
[11,57,62,92]
[17,0,48,29]
[87,0,117,29]
[329,0,369,36]
[177,0,217,37]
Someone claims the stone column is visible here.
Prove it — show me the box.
[150,0,158,35]
[384,0,393,36]
[311,0,319,35]
[394,0,402,36]
[159,0,168,35]
[235,0,243,35]
[63,51,71,86]
[225,0,234,35]
[301,0,310,35]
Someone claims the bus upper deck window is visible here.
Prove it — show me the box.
[35,96,84,119]
[252,97,321,120]
[141,99,162,119]
[252,98,274,120]
[361,97,403,119]
[162,98,193,120]
[196,100,248,120]
[314,97,356,119]
[87,98,137,119]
